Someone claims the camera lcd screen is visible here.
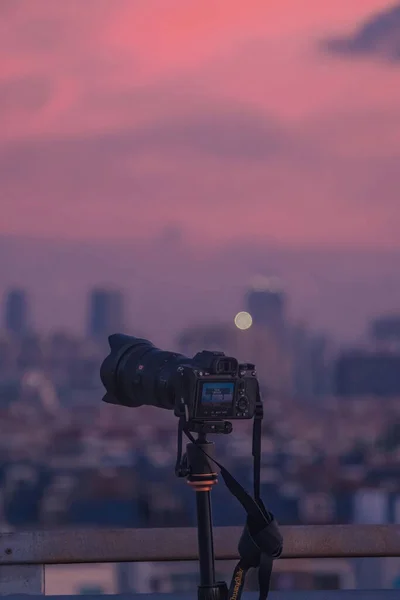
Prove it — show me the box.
[200,382,234,405]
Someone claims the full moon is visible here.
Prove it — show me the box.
[234,311,253,330]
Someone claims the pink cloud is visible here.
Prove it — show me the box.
[1,0,399,251]
[0,0,395,135]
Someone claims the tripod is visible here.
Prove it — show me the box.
[175,409,282,600]
[184,432,228,600]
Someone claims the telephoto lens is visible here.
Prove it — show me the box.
[100,334,189,410]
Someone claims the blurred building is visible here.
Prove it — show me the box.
[370,315,400,351]
[3,289,30,336]
[334,351,400,397]
[290,325,333,401]
[245,276,286,336]
[87,288,125,339]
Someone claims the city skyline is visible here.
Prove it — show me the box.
[1,267,400,349]
[2,236,400,346]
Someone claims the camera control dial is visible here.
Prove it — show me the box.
[237,396,249,412]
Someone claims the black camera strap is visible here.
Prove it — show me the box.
[175,400,283,600]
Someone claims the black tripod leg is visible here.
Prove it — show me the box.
[196,490,216,586]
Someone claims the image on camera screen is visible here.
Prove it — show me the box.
[201,382,234,405]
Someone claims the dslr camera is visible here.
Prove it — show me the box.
[174,350,257,423]
[100,334,258,431]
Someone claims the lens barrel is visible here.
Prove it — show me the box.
[100,334,188,410]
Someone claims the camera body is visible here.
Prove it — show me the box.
[174,350,258,423]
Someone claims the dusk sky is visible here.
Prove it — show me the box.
[1,1,400,343]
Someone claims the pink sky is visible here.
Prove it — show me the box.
[1,0,400,249]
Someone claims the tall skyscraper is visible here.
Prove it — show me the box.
[370,315,400,351]
[87,288,125,338]
[289,325,332,400]
[245,276,285,334]
[334,350,400,397]
[3,288,29,335]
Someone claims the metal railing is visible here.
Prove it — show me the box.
[0,525,399,597]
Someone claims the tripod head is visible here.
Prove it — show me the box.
[176,431,218,484]
[185,420,233,436]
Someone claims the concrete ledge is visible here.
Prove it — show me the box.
[1,525,399,565]
[3,592,400,599]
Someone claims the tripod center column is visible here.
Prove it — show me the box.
[186,439,218,588]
